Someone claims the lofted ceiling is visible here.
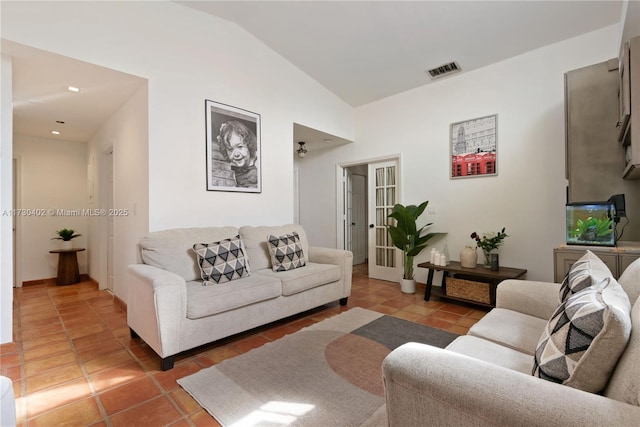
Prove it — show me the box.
[5,1,624,150]
[179,0,623,107]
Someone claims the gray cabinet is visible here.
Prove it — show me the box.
[554,243,640,282]
[620,37,640,179]
[565,60,621,202]
[565,49,640,241]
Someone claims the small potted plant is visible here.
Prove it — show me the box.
[470,228,508,268]
[52,228,81,250]
[387,201,442,293]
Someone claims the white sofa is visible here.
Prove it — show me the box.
[383,253,640,426]
[127,224,352,370]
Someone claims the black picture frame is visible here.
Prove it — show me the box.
[205,99,261,192]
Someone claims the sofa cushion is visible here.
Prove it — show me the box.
[193,236,250,285]
[605,296,640,405]
[467,308,548,355]
[559,250,612,303]
[533,276,631,392]
[267,232,306,272]
[186,274,282,319]
[254,262,341,296]
[617,257,640,305]
[240,225,310,271]
[447,335,533,375]
[140,227,239,281]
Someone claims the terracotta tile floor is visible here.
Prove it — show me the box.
[1,264,488,426]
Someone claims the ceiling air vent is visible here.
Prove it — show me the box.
[426,61,461,79]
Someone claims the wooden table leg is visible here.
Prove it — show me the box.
[441,271,449,293]
[57,252,80,285]
[424,269,435,301]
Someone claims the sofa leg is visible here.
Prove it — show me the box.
[339,297,348,306]
[129,328,139,339]
[161,356,175,371]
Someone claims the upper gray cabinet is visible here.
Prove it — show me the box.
[620,37,640,180]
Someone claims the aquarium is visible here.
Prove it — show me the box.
[566,202,616,247]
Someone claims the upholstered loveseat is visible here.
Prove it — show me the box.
[383,252,640,426]
[127,224,352,370]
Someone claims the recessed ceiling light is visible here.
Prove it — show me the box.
[67,86,80,93]
[51,130,61,135]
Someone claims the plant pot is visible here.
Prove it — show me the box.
[61,241,73,250]
[482,249,494,268]
[459,246,477,268]
[400,278,416,294]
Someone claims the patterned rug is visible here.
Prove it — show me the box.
[177,307,458,426]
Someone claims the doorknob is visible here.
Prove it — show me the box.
[351,222,356,226]
[369,224,374,228]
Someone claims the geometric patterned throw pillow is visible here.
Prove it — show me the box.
[266,232,306,272]
[533,277,632,392]
[192,235,250,285]
[558,250,612,304]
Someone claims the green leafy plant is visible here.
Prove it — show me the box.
[470,228,508,252]
[52,228,81,241]
[569,217,613,240]
[386,201,442,280]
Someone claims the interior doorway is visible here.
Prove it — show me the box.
[337,155,401,281]
[344,167,367,265]
[105,149,114,293]
[12,158,20,287]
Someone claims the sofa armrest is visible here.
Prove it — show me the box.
[383,343,640,427]
[127,264,187,358]
[496,279,560,320]
[308,246,353,298]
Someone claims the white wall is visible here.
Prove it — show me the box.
[1,1,354,305]
[13,135,89,281]
[1,54,13,343]
[87,83,149,298]
[299,25,621,282]
[1,1,353,228]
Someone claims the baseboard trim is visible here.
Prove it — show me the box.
[114,294,127,313]
[22,278,56,286]
[23,274,93,287]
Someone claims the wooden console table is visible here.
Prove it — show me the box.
[417,261,527,308]
[49,248,85,285]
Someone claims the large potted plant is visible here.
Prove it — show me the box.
[387,201,441,293]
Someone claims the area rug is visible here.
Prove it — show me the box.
[177,307,458,427]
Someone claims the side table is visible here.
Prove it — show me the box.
[417,261,527,308]
[49,248,86,285]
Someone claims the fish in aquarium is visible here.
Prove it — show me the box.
[566,202,615,247]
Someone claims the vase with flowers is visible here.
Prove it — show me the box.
[470,228,508,268]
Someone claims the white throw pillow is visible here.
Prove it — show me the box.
[533,276,631,392]
[558,250,613,303]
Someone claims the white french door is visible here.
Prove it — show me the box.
[367,160,401,282]
[351,174,366,264]
[344,168,353,253]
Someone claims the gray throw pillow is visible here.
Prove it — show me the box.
[267,232,306,272]
[193,235,250,285]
